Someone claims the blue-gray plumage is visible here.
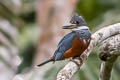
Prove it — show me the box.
[53,29,91,60]
[53,32,76,60]
[75,29,91,41]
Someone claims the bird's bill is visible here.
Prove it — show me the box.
[62,24,76,29]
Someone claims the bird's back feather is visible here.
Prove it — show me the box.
[53,32,76,60]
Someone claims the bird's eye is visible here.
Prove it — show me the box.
[74,21,79,24]
[76,21,79,24]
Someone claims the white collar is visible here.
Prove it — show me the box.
[72,26,89,30]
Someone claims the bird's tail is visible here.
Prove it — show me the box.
[37,58,54,67]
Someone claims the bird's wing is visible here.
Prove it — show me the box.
[53,32,76,61]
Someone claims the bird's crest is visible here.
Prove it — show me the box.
[70,13,87,26]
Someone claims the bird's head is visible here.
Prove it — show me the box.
[62,14,89,31]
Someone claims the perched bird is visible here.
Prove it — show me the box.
[37,14,91,67]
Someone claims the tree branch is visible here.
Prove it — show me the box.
[99,34,120,80]
[57,23,120,80]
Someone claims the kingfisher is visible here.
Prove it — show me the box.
[37,14,91,67]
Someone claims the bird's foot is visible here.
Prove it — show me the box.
[70,59,80,67]
[80,54,87,62]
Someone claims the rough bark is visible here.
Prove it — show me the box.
[57,23,120,80]
[99,34,120,80]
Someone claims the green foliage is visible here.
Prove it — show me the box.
[17,24,38,73]
[17,42,36,73]
[76,0,120,29]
